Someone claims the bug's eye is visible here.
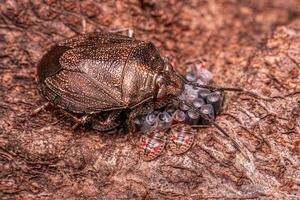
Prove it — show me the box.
[156,75,166,87]
[156,75,167,98]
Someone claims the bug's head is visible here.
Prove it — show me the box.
[155,62,184,99]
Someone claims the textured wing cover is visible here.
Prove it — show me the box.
[44,70,123,113]
[43,43,135,113]
[38,33,164,113]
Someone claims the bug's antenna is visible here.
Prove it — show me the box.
[175,59,270,100]
[184,80,272,101]
[181,99,250,161]
[209,120,250,161]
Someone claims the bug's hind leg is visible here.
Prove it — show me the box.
[110,28,134,37]
[71,115,91,130]
[92,110,122,132]
[92,120,121,132]
[30,102,51,116]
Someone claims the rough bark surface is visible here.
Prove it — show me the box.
[1,0,300,199]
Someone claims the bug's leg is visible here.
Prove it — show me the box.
[57,109,91,129]
[127,102,155,134]
[110,28,134,37]
[81,17,87,34]
[181,99,250,161]
[30,102,51,116]
[190,124,211,128]
[92,120,121,132]
[154,97,173,110]
[71,115,91,129]
[92,110,122,132]
[183,58,208,68]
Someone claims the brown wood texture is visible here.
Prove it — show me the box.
[1,0,300,199]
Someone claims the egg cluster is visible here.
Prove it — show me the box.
[134,63,224,133]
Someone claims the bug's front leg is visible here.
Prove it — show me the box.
[92,110,122,132]
[57,109,92,129]
[30,102,51,116]
[127,102,155,134]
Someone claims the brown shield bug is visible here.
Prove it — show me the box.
[34,31,184,131]
[34,31,266,161]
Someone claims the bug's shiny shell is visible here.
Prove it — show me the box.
[169,125,195,154]
[140,130,166,161]
[37,32,167,114]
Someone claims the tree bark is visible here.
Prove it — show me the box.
[1,0,300,199]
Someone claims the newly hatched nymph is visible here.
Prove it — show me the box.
[34,31,256,161]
